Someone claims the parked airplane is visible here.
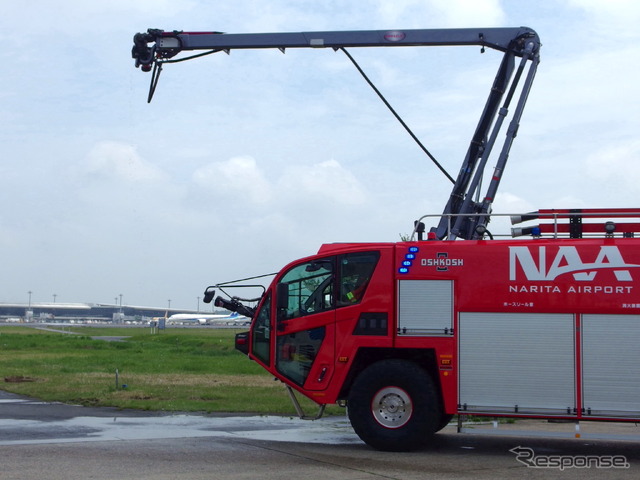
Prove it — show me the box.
[165,311,249,326]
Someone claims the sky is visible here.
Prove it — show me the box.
[1,0,639,310]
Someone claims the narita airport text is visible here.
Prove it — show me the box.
[509,284,634,294]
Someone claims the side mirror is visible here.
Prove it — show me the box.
[305,260,332,272]
[203,287,216,304]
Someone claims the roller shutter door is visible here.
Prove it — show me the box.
[397,280,453,335]
[459,312,575,415]
[582,314,640,417]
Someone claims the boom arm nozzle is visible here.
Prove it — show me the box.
[132,30,161,71]
[214,296,256,318]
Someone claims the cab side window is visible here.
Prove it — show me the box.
[338,251,380,306]
[251,293,271,365]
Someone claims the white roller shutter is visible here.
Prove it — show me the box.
[397,280,453,335]
[459,312,575,415]
[582,314,640,417]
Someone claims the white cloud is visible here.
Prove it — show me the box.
[563,0,640,42]
[192,156,273,205]
[566,0,640,20]
[586,139,640,190]
[494,192,536,214]
[191,156,368,214]
[278,159,369,207]
[376,0,505,27]
[0,1,198,34]
[83,141,169,184]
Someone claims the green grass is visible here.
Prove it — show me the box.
[0,326,340,416]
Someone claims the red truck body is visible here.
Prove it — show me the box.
[240,233,640,449]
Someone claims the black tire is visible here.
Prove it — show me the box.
[347,359,441,451]
[435,413,454,433]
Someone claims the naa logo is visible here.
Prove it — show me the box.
[509,246,640,282]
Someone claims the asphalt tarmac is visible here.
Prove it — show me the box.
[1,390,639,479]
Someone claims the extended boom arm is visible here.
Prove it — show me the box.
[133,27,537,67]
[132,27,540,240]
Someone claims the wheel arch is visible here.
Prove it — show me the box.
[339,347,442,404]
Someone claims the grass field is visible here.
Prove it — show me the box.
[0,326,340,416]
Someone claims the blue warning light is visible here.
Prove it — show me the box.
[400,247,419,274]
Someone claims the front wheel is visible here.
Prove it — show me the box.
[347,359,441,451]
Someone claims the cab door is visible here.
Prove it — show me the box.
[275,257,336,391]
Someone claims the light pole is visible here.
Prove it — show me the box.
[196,296,200,313]
[26,291,33,322]
[53,294,57,303]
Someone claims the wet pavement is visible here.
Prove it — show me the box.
[2,390,640,479]
[0,390,360,446]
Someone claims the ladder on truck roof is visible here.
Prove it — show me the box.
[132,27,541,241]
[511,208,640,238]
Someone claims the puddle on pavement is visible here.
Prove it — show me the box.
[0,413,363,446]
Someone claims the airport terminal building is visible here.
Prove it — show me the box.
[0,302,186,324]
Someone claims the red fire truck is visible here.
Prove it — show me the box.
[132,28,640,451]
[215,212,640,452]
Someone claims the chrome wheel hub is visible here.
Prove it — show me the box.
[371,387,413,429]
